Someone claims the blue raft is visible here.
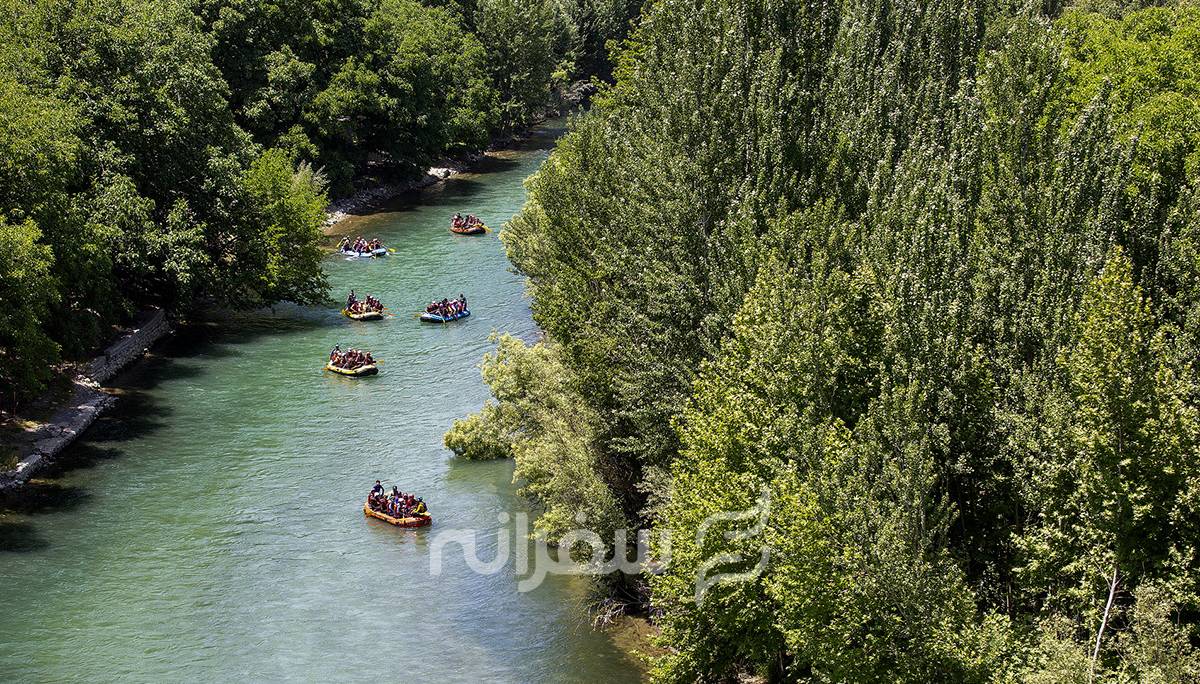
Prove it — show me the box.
[420,309,471,323]
[340,247,388,259]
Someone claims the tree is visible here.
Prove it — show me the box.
[483,0,1200,677]
[474,0,560,127]
[237,149,330,306]
[651,251,1009,681]
[1016,248,1200,634]
[306,0,497,189]
[0,220,59,401]
[445,334,621,542]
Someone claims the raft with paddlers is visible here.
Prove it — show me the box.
[363,503,431,527]
[343,309,383,321]
[364,482,431,527]
[342,247,388,258]
[420,294,470,323]
[450,213,487,235]
[420,309,470,323]
[342,291,385,321]
[338,236,389,257]
[326,362,378,376]
[325,345,378,376]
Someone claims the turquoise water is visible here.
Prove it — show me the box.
[0,122,644,682]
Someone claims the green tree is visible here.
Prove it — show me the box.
[0,221,59,401]
[1016,248,1200,632]
[307,0,497,190]
[474,0,560,127]
[237,149,330,306]
[651,252,1010,681]
[486,0,1200,677]
[445,334,620,541]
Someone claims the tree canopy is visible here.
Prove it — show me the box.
[0,0,637,402]
[448,0,1200,679]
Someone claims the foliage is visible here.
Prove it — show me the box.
[460,0,1200,679]
[306,0,498,191]
[0,0,633,401]
[474,0,561,128]
[0,220,59,399]
[445,334,621,541]
[1014,248,1200,620]
[238,149,330,306]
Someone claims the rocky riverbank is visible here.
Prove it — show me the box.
[0,309,171,494]
[324,158,482,231]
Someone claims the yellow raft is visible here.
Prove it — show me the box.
[325,363,378,377]
[450,223,487,235]
[342,308,384,321]
[363,502,432,528]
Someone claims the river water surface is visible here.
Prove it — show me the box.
[0,121,644,682]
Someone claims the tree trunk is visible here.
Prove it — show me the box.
[1090,564,1119,682]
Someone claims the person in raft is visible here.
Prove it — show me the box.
[346,294,383,314]
[425,295,467,318]
[367,485,429,518]
[329,348,374,370]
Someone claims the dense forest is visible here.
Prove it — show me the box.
[0,0,638,402]
[446,0,1200,680]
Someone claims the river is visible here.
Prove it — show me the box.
[0,120,645,682]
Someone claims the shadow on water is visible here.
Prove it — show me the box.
[465,154,522,175]
[0,481,91,553]
[0,520,48,553]
[169,312,329,349]
[368,176,492,218]
[39,444,123,478]
[328,150,529,225]
[0,481,91,515]
[0,311,333,523]
[110,314,329,390]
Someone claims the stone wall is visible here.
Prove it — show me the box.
[88,309,170,384]
[0,309,171,493]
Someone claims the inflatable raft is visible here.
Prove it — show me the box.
[420,309,471,323]
[325,363,378,377]
[341,247,388,258]
[450,224,486,235]
[363,503,432,528]
[342,308,384,321]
